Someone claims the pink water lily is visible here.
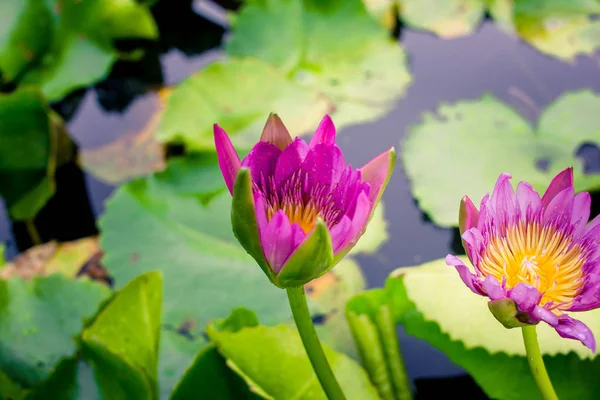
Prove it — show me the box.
[215,114,395,287]
[447,167,600,351]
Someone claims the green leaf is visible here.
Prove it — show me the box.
[82,271,163,400]
[398,0,485,38]
[402,90,600,227]
[489,0,600,61]
[346,290,411,400]
[0,275,110,386]
[387,257,600,400]
[0,369,28,400]
[10,0,158,101]
[155,58,330,151]
[207,320,381,399]
[227,0,411,128]
[0,88,68,220]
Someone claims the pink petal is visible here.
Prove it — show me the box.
[553,315,596,352]
[531,305,558,325]
[571,192,591,241]
[461,228,485,269]
[516,181,541,221]
[261,211,304,273]
[358,147,395,205]
[302,144,346,188]
[334,192,373,254]
[490,173,518,226]
[253,191,268,232]
[541,167,573,210]
[260,113,293,151]
[329,215,352,252]
[542,187,574,227]
[459,196,479,237]
[483,275,506,300]
[446,255,486,296]
[274,137,310,187]
[508,283,541,313]
[309,115,336,147]
[241,142,281,188]
[214,124,241,195]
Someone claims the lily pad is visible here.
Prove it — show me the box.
[0,88,71,220]
[489,0,600,61]
[2,0,158,101]
[155,58,330,151]
[99,153,387,396]
[207,318,380,399]
[402,90,600,227]
[386,257,600,400]
[398,0,485,38]
[0,274,110,386]
[227,0,411,128]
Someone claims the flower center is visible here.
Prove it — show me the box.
[478,221,585,310]
[261,172,341,234]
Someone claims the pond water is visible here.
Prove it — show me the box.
[1,1,599,398]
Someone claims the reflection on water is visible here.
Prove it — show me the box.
[0,3,599,396]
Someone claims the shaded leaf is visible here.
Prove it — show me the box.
[0,274,110,386]
[387,257,600,400]
[82,271,162,400]
[207,319,381,399]
[402,91,600,227]
[398,0,485,38]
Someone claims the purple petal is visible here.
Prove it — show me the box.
[241,142,281,188]
[358,148,395,205]
[260,211,305,273]
[302,143,345,189]
[260,113,293,151]
[274,137,310,187]
[214,124,241,195]
[253,191,268,232]
[569,267,600,311]
[516,181,541,221]
[483,275,506,300]
[345,191,372,247]
[459,196,479,237]
[585,214,600,236]
[329,216,352,252]
[446,255,486,295]
[462,228,485,269]
[489,173,518,226]
[542,187,574,227]
[531,305,558,325]
[508,283,541,313]
[541,167,573,210]
[476,194,490,232]
[309,115,336,147]
[553,315,596,352]
[571,192,591,241]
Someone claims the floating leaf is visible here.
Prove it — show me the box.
[99,153,388,395]
[0,88,74,220]
[228,0,411,128]
[207,317,380,399]
[387,257,600,400]
[363,0,397,30]
[489,0,600,61]
[3,0,158,101]
[398,0,485,38]
[0,274,110,386]
[156,58,330,151]
[82,271,162,399]
[402,90,600,227]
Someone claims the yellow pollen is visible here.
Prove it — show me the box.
[267,201,321,233]
[478,221,585,311]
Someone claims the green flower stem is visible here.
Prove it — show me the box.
[287,286,346,400]
[521,325,559,400]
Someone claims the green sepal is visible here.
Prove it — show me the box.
[488,298,532,329]
[275,219,334,288]
[231,168,276,284]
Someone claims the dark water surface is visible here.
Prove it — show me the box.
[1,2,599,398]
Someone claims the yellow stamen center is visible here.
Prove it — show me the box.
[478,221,585,310]
[266,201,322,233]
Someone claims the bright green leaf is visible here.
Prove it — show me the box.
[0,275,110,386]
[387,257,600,400]
[207,321,381,399]
[398,0,485,38]
[489,0,600,61]
[402,91,600,227]
[82,271,162,400]
[156,58,330,151]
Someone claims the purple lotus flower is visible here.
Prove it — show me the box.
[214,114,395,288]
[447,168,600,351]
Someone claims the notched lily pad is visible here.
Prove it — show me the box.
[402,90,600,227]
